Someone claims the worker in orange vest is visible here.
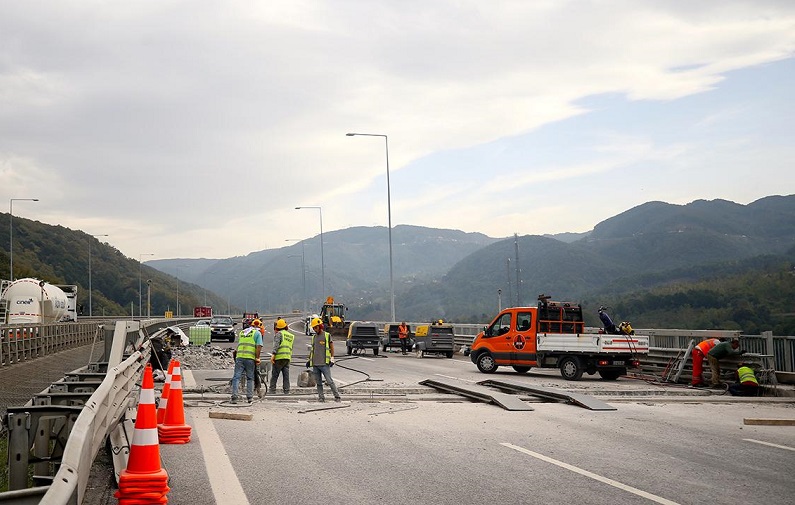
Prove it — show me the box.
[691,338,720,387]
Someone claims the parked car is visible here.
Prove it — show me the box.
[209,315,236,342]
[304,313,319,335]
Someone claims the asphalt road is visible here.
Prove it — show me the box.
[151,325,795,505]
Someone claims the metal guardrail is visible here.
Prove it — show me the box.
[0,320,160,504]
[0,322,102,366]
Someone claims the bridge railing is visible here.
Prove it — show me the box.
[0,322,103,366]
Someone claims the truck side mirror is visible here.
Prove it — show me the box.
[484,326,492,337]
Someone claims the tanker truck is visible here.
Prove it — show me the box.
[0,278,78,324]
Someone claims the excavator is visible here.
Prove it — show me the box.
[319,296,350,339]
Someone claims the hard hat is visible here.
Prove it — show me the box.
[310,317,323,328]
[438,319,444,324]
[275,318,287,330]
[251,319,263,328]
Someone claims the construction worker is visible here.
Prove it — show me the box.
[690,338,720,387]
[230,318,263,404]
[307,317,341,402]
[728,363,761,397]
[707,338,745,387]
[269,318,294,394]
[398,322,410,355]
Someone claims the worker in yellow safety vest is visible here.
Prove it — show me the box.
[728,363,760,397]
[269,318,294,395]
[230,319,263,404]
[307,317,341,402]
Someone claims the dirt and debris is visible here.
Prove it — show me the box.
[171,344,235,370]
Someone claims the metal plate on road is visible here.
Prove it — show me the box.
[419,377,534,411]
[477,379,616,411]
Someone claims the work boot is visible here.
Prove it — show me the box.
[318,396,325,403]
[247,398,253,404]
[230,397,238,404]
[334,396,341,403]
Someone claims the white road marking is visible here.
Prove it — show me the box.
[355,356,374,361]
[193,413,251,504]
[744,438,795,451]
[501,443,681,505]
[182,369,197,388]
[434,374,477,383]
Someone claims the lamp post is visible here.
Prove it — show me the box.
[295,206,325,299]
[9,198,39,281]
[346,132,395,321]
[286,239,307,315]
[88,234,108,317]
[146,279,152,319]
[139,253,154,318]
[175,264,186,318]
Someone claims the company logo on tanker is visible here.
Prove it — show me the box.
[15,297,34,305]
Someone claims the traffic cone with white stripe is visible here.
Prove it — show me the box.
[158,360,192,444]
[156,360,175,425]
[114,364,170,504]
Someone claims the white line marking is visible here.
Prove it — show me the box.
[501,443,680,505]
[193,413,251,504]
[744,438,795,451]
[182,369,197,388]
[434,374,477,383]
[356,356,374,361]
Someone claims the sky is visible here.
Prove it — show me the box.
[2,1,794,261]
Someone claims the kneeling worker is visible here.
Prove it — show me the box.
[307,317,341,402]
[729,363,761,397]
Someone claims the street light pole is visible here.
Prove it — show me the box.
[138,253,154,318]
[295,206,325,299]
[89,234,108,317]
[346,132,395,321]
[146,279,152,319]
[9,198,39,281]
[286,239,307,315]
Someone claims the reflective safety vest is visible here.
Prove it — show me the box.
[274,330,295,361]
[236,329,258,360]
[310,331,332,365]
[737,366,758,385]
[695,338,719,355]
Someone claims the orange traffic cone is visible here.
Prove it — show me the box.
[156,360,175,425]
[115,364,170,504]
[158,360,192,444]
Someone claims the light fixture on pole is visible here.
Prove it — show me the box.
[295,206,325,299]
[346,132,395,321]
[286,239,307,315]
[88,234,108,317]
[138,253,154,318]
[9,198,39,282]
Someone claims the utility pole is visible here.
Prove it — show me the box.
[514,234,521,306]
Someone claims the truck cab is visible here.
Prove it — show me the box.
[469,296,648,380]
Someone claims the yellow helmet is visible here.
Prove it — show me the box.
[275,318,288,330]
[310,317,323,328]
[251,319,263,328]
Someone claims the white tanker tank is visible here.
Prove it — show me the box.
[1,278,78,324]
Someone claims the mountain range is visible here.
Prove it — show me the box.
[2,195,793,333]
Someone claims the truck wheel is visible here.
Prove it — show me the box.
[559,357,583,381]
[446,351,454,358]
[476,353,498,373]
[598,369,625,380]
[382,344,388,352]
[512,366,530,374]
[374,347,379,356]
[346,345,352,356]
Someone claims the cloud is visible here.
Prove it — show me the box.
[1,1,793,258]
